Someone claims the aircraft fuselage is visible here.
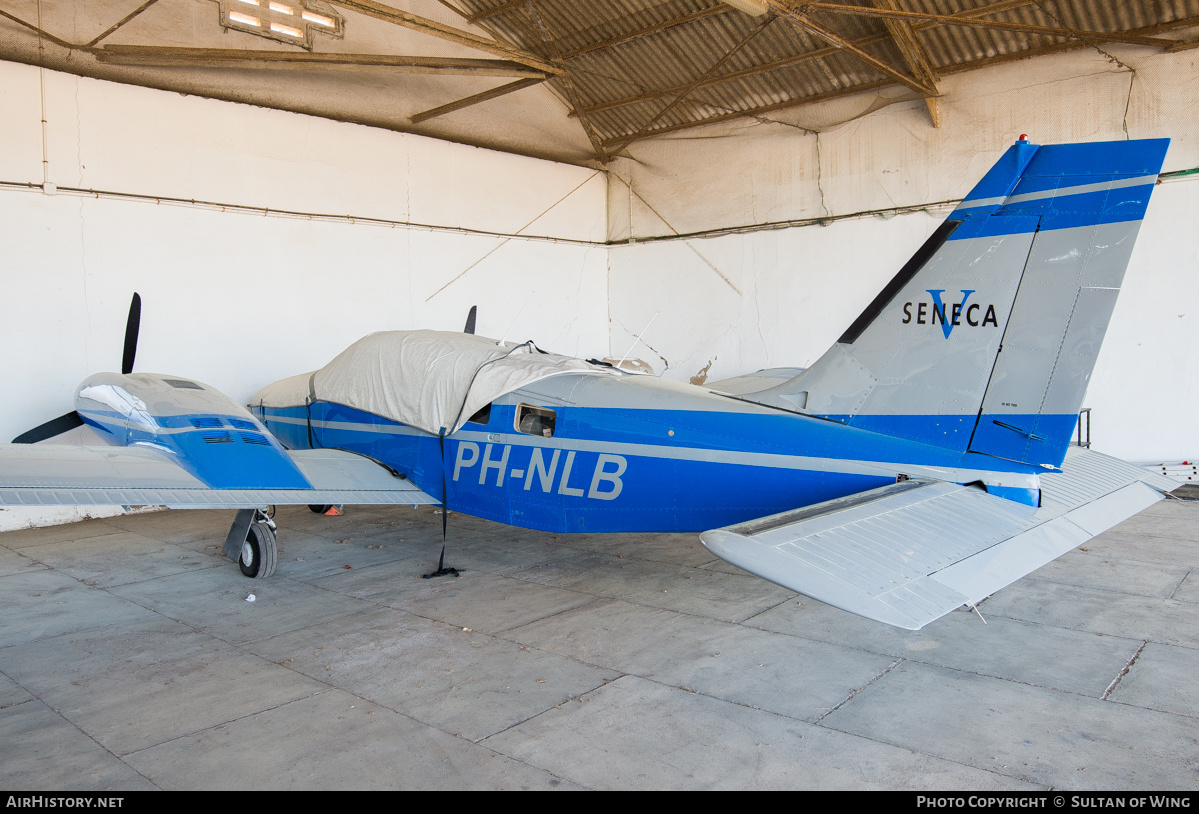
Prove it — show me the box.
[253,370,1041,533]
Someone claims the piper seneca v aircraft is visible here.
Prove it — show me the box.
[0,136,1180,630]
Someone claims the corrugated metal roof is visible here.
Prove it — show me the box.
[455,0,1199,157]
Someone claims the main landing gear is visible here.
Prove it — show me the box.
[222,508,278,579]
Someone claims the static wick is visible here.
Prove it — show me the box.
[618,312,658,368]
[969,603,987,624]
[498,290,535,347]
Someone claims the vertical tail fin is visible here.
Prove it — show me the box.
[749,137,1170,468]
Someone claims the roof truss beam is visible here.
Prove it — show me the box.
[871,0,941,125]
[93,45,549,76]
[801,2,1181,50]
[410,76,544,123]
[467,0,527,23]
[85,0,161,48]
[520,0,609,161]
[324,0,563,74]
[763,1,938,96]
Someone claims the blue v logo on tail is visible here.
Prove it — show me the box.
[926,289,975,338]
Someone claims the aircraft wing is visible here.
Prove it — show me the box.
[0,445,438,509]
[701,448,1178,630]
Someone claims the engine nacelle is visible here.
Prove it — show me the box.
[75,372,310,489]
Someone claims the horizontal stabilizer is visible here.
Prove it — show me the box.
[701,448,1173,629]
[0,445,438,509]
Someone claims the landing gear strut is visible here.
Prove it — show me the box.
[223,508,278,579]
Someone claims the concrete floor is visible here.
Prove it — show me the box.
[2,496,1198,790]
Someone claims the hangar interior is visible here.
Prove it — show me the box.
[2,0,1199,791]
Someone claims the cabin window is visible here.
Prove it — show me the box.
[467,404,491,426]
[516,404,556,438]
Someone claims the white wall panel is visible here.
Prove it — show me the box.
[0,62,47,183]
[6,62,604,242]
[1090,181,1199,463]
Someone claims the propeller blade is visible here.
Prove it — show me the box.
[13,411,84,444]
[464,305,477,335]
[122,292,141,375]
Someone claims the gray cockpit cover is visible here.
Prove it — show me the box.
[252,330,606,436]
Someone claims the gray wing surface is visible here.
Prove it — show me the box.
[700,448,1176,630]
[0,445,438,509]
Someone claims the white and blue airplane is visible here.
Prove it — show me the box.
[0,136,1179,630]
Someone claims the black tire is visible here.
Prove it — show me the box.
[308,504,332,514]
[239,521,278,579]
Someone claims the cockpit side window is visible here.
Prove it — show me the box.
[516,404,556,438]
[467,404,491,426]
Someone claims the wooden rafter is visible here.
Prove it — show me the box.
[871,0,941,125]
[802,2,1180,50]
[324,0,563,74]
[467,0,527,23]
[410,76,544,123]
[85,0,161,48]
[763,1,937,96]
[0,8,76,49]
[521,0,609,162]
[93,45,549,77]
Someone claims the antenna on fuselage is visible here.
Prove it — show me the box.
[617,311,658,369]
[497,291,534,347]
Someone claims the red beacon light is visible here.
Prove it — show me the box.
[1018,134,1028,141]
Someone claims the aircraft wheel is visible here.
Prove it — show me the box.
[239,521,278,579]
[308,504,331,514]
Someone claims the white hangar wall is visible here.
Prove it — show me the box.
[0,59,607,529]
[606,46,1199,464]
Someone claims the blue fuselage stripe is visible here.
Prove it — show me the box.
[254,400,1041,533]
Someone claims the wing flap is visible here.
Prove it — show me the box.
[701,448,1169,630]
[0,445,437,508]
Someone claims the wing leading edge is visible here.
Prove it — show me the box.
[700,448,1176,630]
[0,445,438,509]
